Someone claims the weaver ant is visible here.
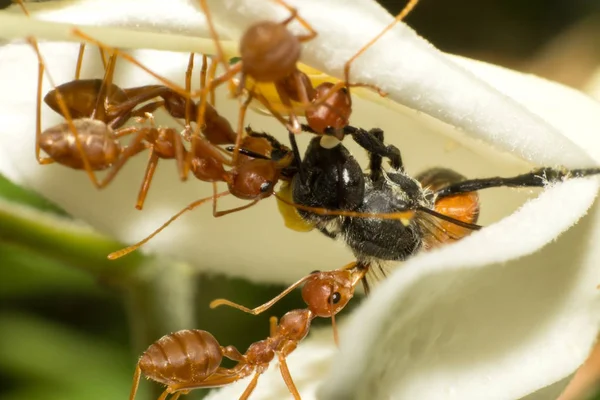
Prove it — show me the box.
[129,262,365,400]
[200,0,421,138]
[106,126,297,259]
[28,28,236,209]
[281,127,600,293]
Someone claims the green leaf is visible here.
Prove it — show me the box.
[0,198,146,283]
[0,241,101,298]
[0,312,144,400]
[0,173,68,216]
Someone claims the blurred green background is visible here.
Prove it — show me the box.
[2,1,600,400]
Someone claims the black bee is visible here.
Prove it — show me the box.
[286,126,600,292]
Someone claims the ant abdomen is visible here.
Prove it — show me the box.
[240,21,301,82]
[40,118,120,170]
[44,79,127,120]
[139,330,223,386]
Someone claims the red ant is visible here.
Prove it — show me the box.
[128,262,365,400]
[196,0,419,141]
[107,124,298,260]
[27,38,151,189]
[27,31,235,209]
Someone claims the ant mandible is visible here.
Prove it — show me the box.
[129,262,365,400]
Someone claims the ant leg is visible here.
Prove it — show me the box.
[213,199,260,218]
[157,388,173,400]
[253,90,299,133]
[184,53,194,129]
[169,392,184,400]
[186,64,242,177]
[231,90,254,164]
[199,55,219,105]
[272,0,317,42]
[95,126,148,189]
[342,0,419,89]
[269,316,278,337]
[74,43,85,80]
[98,46,108,70]
[287,131,305,181]
[239,371,263,400]
[32,39,54,165]
[291,1,422,113]
[274,83,301,135]
[199,54,218,106]
[129,365,142,400]
[277,350,301,400]
[211,181,260,218]
[207,56,219,105]
[197,0,232,73]
[173,128,187,181]
[200,54,208,93]
[135,150,159,210]
[107,190,231,259]
[72,29,194,98]
[434,167,600,199]
[127,100,165,121]
[91,50,117,121]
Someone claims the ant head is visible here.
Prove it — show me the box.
[240,21,301,82]
[305,82,351,134]
[229,159,279,200]
[302,268,362,318]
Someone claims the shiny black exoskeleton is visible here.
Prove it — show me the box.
[292,129,435,263]
[290,126,600,272]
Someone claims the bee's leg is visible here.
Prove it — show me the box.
[435,167,600,199]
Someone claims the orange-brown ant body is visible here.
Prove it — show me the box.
[129,262,365,400]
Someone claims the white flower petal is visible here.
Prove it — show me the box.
[1,1,600,399]
[321,178,600,399]
[203,0,594,167]
[4,0,207,36]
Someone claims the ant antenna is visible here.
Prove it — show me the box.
[107,190,231,259]
[210,273,316,314]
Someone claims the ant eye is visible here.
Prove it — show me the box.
[329,292,341,305]
[260,181,273,193]
[341,87,349,95]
